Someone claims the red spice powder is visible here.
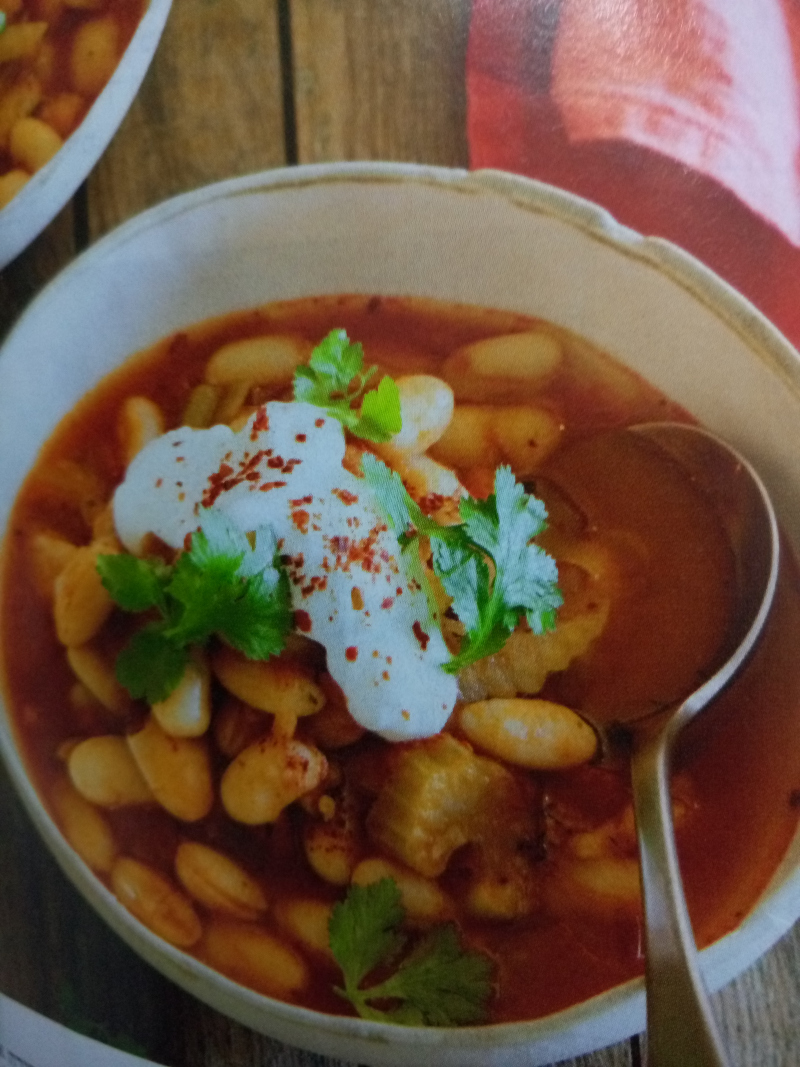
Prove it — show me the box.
[412,621,430,651]
[332,488,359,505]
[250,409,270,439]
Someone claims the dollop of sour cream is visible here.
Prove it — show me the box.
[113,402,458,741]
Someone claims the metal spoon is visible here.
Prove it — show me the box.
[628,422,780,1067]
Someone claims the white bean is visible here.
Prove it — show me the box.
[28,530,78,600]
[394,455,463,514]
[464,866,537,922]
[127,715,214,822]
[430,403,562,474]
[457,698,597,769]
[175,842,268,920]
[9,116,62,172]
[443,331,562,401]
[70,16,119,96]
[302,788,360,886]
[66,644,129,714]
[212,644,325,726]
[0,22,47,63]
[491,405,563,475]
[428,405,495,469]
[67,735,153,807]
[200,919,309,998]
[112,856,202,948]
[51,777,117,873]
[352,857,451,924]
[118,396,165,466]
[53,542,116,647]
[151,657,211,738]
[546,857,642,918]
[204,334,311,388]
[181,383,219,429]
[385,375,454,455]
[273,897,335,959]
[220,736,327,824]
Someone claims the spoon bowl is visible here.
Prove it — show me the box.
[628,422,780,1067]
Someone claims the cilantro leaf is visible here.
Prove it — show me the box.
[362,457,562,673]
[330,879,493,1026]
[98,507,293,702]
[443,466,562,672]
[0,13,7,32]
[215,568,293,660]
[115,626,188,704]
[293,329,402,442]
[96,553,169,613]
[357,374,402,442]
[369,925,496,1027]
[295,328,366,401]
[330,878,406,990]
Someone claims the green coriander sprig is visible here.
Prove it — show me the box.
[362,455,562,673]
[329,878,494,1026]
[97,507,292,704]
[293,329,402,442]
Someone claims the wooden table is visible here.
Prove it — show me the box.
[1,2,799,1064]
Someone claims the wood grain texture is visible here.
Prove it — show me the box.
[86,0,288,239]
[290,0,471,167]
[713,929,800,1066]
[0,204,75,339]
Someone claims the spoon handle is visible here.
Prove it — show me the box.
[631,728,731,1067]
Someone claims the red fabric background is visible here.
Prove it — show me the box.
[466,0,800,350]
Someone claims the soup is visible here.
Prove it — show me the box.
[3,294,800,1024]
[0,0,147,207]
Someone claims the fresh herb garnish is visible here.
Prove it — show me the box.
[97,507,292,703]
[293,328,402,442]
[362,455,562,673]
[0,13,6,33]
[329,878,493,1026]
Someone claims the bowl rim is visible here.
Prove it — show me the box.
[0,0,173,271]
[2,160,800,1064]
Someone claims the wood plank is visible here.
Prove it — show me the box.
[0,204,75,339]
[713,929,800,1066]
[290,0,471,167]
[86,0,288,239]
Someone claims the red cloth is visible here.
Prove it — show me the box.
[466,0,800,350]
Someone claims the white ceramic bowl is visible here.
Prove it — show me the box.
[2,163,800,1066]
[0,0,172,270]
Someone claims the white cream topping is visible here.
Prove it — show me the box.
[113,402,458,740]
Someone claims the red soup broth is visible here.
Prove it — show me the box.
[2,294,800,1023]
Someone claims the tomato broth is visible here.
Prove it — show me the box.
[3,294,800,1024]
